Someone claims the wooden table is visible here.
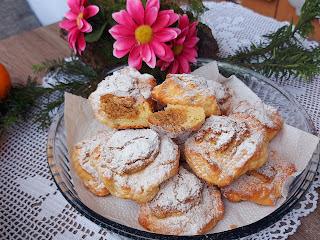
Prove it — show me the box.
[0,23,319,240]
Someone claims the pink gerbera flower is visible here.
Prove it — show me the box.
[158,14,199,74]
[59,0,99,55]
[109,0,180,69]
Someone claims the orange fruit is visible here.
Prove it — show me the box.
[0,63,11,100]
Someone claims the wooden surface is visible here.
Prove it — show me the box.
[0,22,319,240]
[0,23,70,85]
[241,0,320,41]
[241,0,279,18]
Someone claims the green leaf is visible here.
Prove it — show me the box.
[85,22,108,43]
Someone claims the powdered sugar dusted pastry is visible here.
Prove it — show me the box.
[89,67,156,129]
[184,115,269,187]
[148,104,205,142]
[230,100,283,141]
[98,129,180,203]
[138,166,224,235]
[72,131,113,196]
[206,79,232,114]
[222,151,296,205]
[151,74,220,117]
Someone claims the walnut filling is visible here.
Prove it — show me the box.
[100,94,139,119]
[149,108,187,132]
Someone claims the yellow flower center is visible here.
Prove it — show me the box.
[76,12,84,28]
[135,25,153,44]
[173,45,183,55]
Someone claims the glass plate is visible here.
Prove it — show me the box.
[47,59,320,239]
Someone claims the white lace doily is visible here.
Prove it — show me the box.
[0,2,319,240]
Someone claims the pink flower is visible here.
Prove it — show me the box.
[109,0,180,69]
[158,14,199,74]
[59,0,99,55]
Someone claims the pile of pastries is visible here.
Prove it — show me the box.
[72,66,296,235]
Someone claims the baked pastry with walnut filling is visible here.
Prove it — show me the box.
[89,67,156,129]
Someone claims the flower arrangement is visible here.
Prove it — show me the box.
[59,0,217,75]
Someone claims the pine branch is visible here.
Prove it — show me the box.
[224,0,320,80]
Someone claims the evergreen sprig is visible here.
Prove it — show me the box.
[225,0,320,80]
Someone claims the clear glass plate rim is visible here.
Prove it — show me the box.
[47,59,320,240]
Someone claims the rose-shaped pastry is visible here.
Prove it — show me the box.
[98,129,180,203]
[139,166,224,235]
[184,115,269,187]
[222,151,296,206]
[230,100,283,141]
[89,67,156,129]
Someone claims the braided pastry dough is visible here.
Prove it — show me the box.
[184,114,269,187]
[138,166,224,235]
[151,74,221,117]
[98,129,180,203]
[222,151,296,206]
[72,131,113,196]
[89,67,156,129]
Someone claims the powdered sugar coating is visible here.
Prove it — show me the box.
[231,100,281,129]
[222,151,296,205]
[167,74,215,99]
[149,167,203,217]
[75,131,113,178]
[89,67,155,113]
[186,115,266,179]
[139,167,224,235]
[99,130,179,197]
[101,129,160,175]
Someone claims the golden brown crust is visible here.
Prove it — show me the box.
[221,151,296,206]
[230,101,283,141]
[151,74,221,117]
[184,114,269,187]
[71,143,109,197]
[98,129,180,203]
[148,104,206,139]
[138,167,224,235]
[89,67,157,129]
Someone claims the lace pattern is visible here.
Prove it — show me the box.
[0,2,319,239]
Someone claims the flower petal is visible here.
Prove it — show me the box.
[145,7,158,26]
[150,41,165,57]
[129,45,143,69]
[84,5,99,19]
[80,20,92,32]
[154,28,179,42]
[144,47,156,68]
[141,44,152,62]
[159,43,174,62]
[114,37,136,51]
[179,57,191,73]
[65,11,77,20]
[109,25,134,39]
[114,48,131,58]
[77,32,86,54]
[67,0,81,13]
[179,14,190,30]
[184,37,199,48]
[112,10,137,29]
[59,19,77,31]
[146,0,159,11]
[127,0,144,25]
[67,28,80,53]
[152,13,170,32]
[171,60,179,74]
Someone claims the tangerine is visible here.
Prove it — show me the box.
[0,63,11,100]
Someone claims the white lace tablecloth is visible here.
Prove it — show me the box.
[1,2,319,240]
